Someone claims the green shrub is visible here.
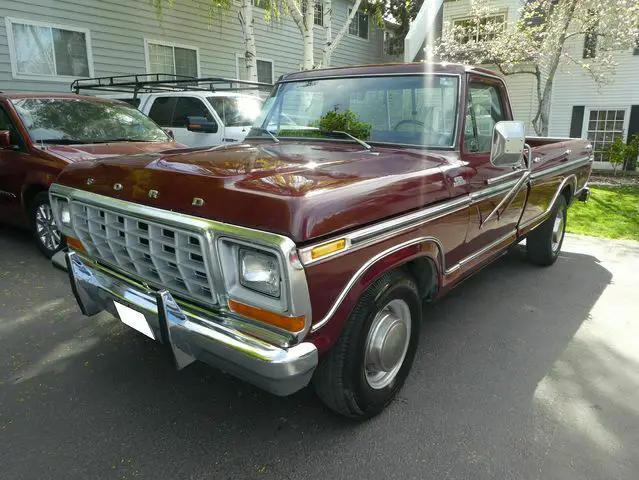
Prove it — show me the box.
[316,110,372,140]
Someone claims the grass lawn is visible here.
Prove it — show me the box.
[567,185,639,241]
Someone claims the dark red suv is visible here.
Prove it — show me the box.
[0,93,180,257]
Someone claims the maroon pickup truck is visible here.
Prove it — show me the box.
[0,93,180,257]
[50,63,592,419]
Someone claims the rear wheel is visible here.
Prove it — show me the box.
[526,195,567,266]
[312,269,422,419]
[30,191,65,259]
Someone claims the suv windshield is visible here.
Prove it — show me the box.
[11,98,170,144]
[248,74,459,147]
[207,96,262,127]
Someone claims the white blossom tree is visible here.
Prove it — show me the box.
[435,0,639,135]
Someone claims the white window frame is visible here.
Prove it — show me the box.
[144,39,201,78]
[348,9,370,41]
[582,106,631,165]
[452,12,507,44]
[5,16,94,82]
[235,54,275,84]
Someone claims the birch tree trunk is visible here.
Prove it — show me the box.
[286,0,315,69]
[238,0,258,81]
[319,0,332,68]
[321,0,362,67]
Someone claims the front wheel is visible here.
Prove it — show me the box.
[30,191,65,259]
[526,195,567,266]
[312,269,422,419]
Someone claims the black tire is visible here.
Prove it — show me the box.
[30,191,65,259]
[526,194,567,266]
[312,269,422,419]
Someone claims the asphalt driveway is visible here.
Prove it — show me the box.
[1,225,638,480]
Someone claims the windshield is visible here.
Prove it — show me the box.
[207,96,262,127]
[11,98,170,144]
[248,74,459,147]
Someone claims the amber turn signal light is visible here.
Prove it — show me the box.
[66,236,87,253]
[228,299,306,332]
[310,238,346,260]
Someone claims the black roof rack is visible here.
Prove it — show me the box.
[70,73,273,97]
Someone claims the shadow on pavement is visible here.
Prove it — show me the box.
[0,226,623,480]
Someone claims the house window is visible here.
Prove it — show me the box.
[348,10,369,40]
[6,18,92,80]
[237,55,274,84]
[453,15,505,43]
[146,40,198,77]
[584,109,627,162]
[302,0,324,26]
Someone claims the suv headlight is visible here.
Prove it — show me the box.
[239,248,281,297]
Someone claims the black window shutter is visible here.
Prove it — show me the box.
[627,106,639,142]
[569,106,585,138]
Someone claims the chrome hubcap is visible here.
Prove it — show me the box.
[35,204,61,251]
[551,208,565,253]
[364,299,411,390]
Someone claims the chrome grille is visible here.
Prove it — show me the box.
[70,201,217,305]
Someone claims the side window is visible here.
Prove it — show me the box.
[148,97,177,127]
[0,107,24,149]
[208,97,225,124]
[172,97,213,128]
[465,82,505,153]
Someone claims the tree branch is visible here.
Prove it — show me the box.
[285,0,304,30]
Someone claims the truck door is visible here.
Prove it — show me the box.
[0,105,28,224]
[460,77,528,257]
[147,96,222,147]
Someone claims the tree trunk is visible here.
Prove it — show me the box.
[320,0,332,67]
[286,0,314,69]
[302,0,315,69]
[238,0,258,82]
[322,0,362,67]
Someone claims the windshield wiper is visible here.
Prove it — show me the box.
[86,138,158,144]
[254,127,280,143]
[36,138,87,145]
[319,130,373,151]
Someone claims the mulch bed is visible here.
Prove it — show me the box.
[589,174,639,186]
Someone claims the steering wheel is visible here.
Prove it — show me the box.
[392,119,425,131]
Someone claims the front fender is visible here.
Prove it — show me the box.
[306,237,443,356]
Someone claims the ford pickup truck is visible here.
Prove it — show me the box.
[0,93,180,257]
[50,63,592,419]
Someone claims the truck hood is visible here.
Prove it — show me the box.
[39,140,181,163]
[56,141,456,242]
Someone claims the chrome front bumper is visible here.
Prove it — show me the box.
[66,252,318,396]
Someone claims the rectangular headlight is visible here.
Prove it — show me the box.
[239,248,281,298]
[50,195,73,235]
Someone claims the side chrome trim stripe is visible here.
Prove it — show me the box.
[298,196,471,266]
[310,236,445,333]
[485,168,525,185]
[445,231,516,275]
[519,174,578,231]
[531,155,591,180]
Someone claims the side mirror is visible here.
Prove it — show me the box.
[490,121,525,167]
[0,130,11,148]
[187,116,218,134]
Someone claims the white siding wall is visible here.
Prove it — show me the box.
[441,0,537,134]
[548,39,639,137]
[0,0,385,93]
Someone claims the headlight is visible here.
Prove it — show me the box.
[50,195,73,235]
[239,248,281,297]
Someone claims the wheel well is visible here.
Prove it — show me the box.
[561,184,573,206]
[404,257,439,300]
[22,184,48,210]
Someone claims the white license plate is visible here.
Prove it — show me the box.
[114,301,155,340]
